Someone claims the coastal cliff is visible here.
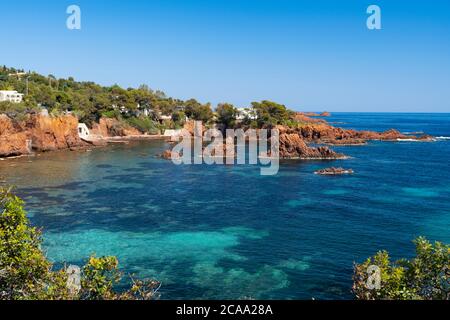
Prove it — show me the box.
[0,114,164,158]
[0,114,87,157]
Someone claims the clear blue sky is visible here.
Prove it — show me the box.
[1,0,450,112]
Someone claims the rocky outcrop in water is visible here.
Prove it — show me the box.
[278,132,346,159]
[160,149,181,160]
[315,167,354,175]
[297,111,331,118]
[297,123,434,145]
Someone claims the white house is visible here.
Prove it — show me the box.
[164,129,184,142]
[77,123,90,140]
[236,108,258,121]
[158,113,172,122]
[0,90,24,103]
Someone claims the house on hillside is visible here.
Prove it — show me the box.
[236,107,258,121]
[0,90,24,103]
[77,123,90,140]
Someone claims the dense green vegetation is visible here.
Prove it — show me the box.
[0,66,211,129]
[0,188,160,300]
[216,103,237,128]
[0,66,298,131]
[252,100,294,128]
[353,238,449,300]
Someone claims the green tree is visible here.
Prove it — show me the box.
[216,103,237,128]
[184,99,213,123]
[81,256,121,300]
[353,237,449,300]
[0,187,70,299]
[171,110,186,127]
[251,100,291,128]
[126,116,160,134]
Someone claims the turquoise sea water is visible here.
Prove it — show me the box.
[1,113,449,299]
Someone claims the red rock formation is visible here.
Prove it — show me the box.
[160,149,181,160]
[0,132,29,157]
[325,138,367,146]
[315,167,354,175]
[297,123,432,144]
[90,117,142,137]
[0,115,29,157]
[182,120,207,137]
[294,113,326,124]
[0,114,87,157]
[296,111,331,118]
[28,115,84,152]
[278,133,346,159]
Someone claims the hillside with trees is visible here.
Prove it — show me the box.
[0,66,210,131]
[0,66,297,132]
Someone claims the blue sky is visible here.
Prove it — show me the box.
[1,0,450,112]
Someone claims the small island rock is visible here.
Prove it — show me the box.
[315,167,354,175]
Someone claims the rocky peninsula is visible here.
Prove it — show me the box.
[158,112,435,162]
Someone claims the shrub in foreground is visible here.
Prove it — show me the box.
[353,237,449,300]
[0,188,160,300]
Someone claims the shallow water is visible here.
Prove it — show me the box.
[1,113,449,299]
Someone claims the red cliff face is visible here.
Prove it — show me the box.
[0,114,86,157]
[0,115,30,157]
[28,115,85,152]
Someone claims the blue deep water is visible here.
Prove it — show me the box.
[1,113,449,299]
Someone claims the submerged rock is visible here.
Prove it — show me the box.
[160,149,181,160]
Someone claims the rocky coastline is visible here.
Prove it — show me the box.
[158,113,436,161]
[0,114,87,158]
[0,114,165,159]
[0,112,435,161]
